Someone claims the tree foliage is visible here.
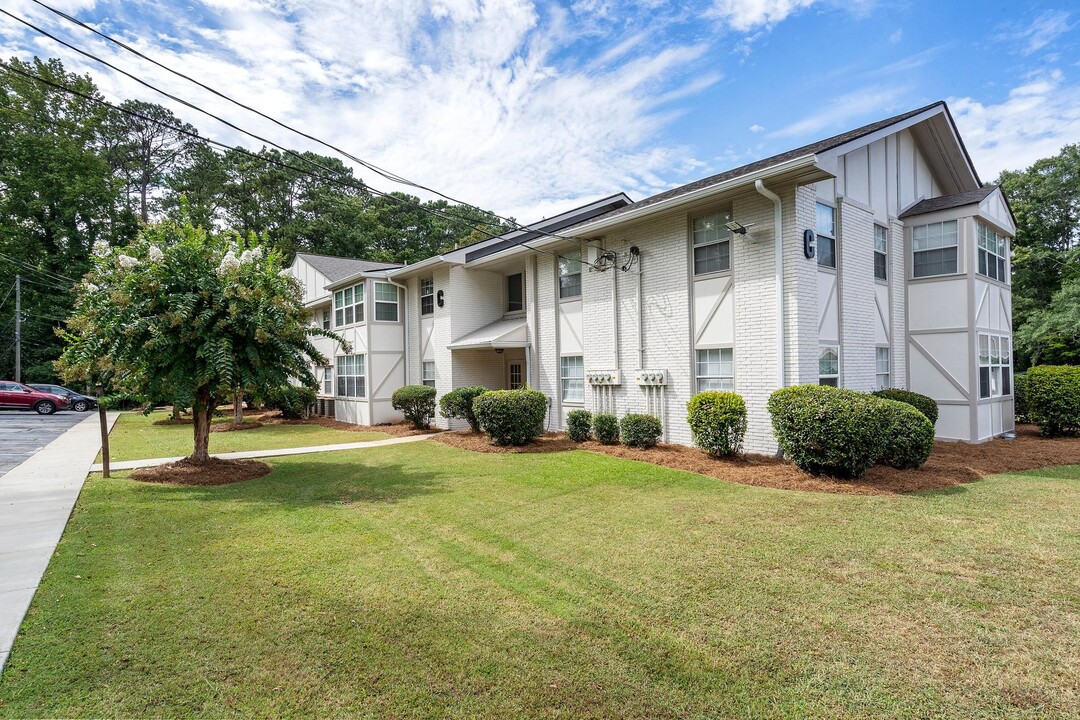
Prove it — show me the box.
[57,219,341,462]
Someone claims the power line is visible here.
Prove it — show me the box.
[0,58,596,269]
[0,281,14,312]
[0,251,77,284]
[27,0,588,245]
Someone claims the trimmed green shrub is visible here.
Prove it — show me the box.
[472,388,547,445]
[439,385,486,432]
[620,414,662,449]
[592,413,619,445]
[686,391,747,457]
[878,399,935,469]
[767,385,890,479]
[392,384,437,429]
[1013,372,1028,424]
[566,409,592,442]
[872,388,939,425]
[265,384,316,419]
[1026,365,1080,436]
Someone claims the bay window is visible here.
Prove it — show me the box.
[374,282,399,321]
[333,283,364,326]
[977,223,1008,282]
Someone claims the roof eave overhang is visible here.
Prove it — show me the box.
[465,155,827,268]
[324,269,394,291]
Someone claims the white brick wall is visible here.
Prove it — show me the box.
[788,186,821,385]
[838,199,878,391]
[889,217,908,387]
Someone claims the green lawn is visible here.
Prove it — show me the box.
[101,411,391,461]
[2,442,1078,718]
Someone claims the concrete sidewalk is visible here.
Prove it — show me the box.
[90,432,434,472]
[0,412,118,675]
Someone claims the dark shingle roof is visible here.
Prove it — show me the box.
[588,101,948,225]
[294,253,400,281]
[898,186,997,218]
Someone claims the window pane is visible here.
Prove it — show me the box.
[375,283,396,301]
[507,273,523,311]
[818,236,836,268]
[1002,367,1012,396]
[990,336,1000,364]
[874,252,887,280]
[343,287,352,305]
[819,377,839,387]
[344,306,354,325]
[558,250,582,277]
[816,203,834,236]
[979,368,990,399]
[874,225,888,253]
[376,302,398,322]
[354,283,364,301]
[913,247,957,277]
[693,212,730,246]
[559,273,582,299]
[334,290,343,309]
[876,347,890,374]
[421,295,434,315]
[693,241,730,275]
[819,348,838,376]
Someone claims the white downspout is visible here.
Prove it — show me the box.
[755,180,785,389]
[385,277,410,387]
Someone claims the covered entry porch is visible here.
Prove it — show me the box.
[447,317,531,391]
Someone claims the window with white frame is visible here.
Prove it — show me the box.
[819,346,839,386]
[691,211,732,275]
[977,222,1008,283]
[559,249,582,299]
[322,366,333,395]
[978,333,1012,399]
[816,203,836,269]
[560,356,583,403]
[335,354,365,397]
[874,225,888,281]
[912,220,958,278]
[333,283,364,326]
[374,282,399,321]
[695,348,734,392]
[420,277,434,316]
[422,361,435,387]
[875,347,890,389]
[322,309,331,331]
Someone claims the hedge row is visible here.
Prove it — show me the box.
[1026,365,1080,436]
[563,409,663,448]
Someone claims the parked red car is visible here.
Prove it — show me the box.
[0,381,70,414]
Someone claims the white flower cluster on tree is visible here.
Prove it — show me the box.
[92,239,111,257]
[239,247,263,264]
[117,254,140,268]
[85,282,99,293]
[147,246,165,263]
[216,249,241,275]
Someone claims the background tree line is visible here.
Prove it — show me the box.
[0,57,506,383]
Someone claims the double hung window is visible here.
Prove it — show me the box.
[374,282,399,321]
[692,211,732,275]
[420,277,434,316]
[559,250,582,299]
[977,223,1008,282]
[913,221,958,277]
[978,333,1012,399]
[695,348,734,392]
[335,354,366,397]
[819,347,839,386]
[816,203,836,269]
[874,225,888,280]
[560,356,584,402]
[334,283,364,326]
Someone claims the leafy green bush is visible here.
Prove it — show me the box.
[392,384,437,429]
[566,409,592,442]
[1026,365,1080,436]
[878,399,935,469]
[872,388,938,425]
[768,385,890,479]
[619,414,662,449]
[1014,372,1028,424]
[686,391,747,457]
[439,385,486,432]
[472,388,547,445]
[592,413,619,445]
[265,384,316,420]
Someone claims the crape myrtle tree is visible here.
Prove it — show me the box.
[57,218,343,463]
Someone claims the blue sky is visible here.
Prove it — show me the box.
[2,0,1078,219]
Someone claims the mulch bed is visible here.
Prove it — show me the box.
[433,425,1080,495]
[209,420,263,433]
[152,417,192,426]
[131,458,272,486]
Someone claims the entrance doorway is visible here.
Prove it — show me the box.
[502,348,526,389]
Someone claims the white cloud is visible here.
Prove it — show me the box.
[707,0,819,32]
[1009,10,1072,56]
[888,28,902,44]
[951,69,1080,179]
[767,85,907,139]
[749,123,764,133]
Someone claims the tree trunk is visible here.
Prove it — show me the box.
[233,390,244,424]
[172,402,181,421]
[190,386,213,463]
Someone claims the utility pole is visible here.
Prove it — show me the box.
[14,274,20,382]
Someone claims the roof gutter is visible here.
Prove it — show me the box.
[466,154,820,268]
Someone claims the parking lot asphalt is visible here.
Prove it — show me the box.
[0,411,88,478]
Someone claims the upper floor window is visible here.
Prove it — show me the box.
[874,225,888,281]
[374,282,399,322]
[977,223,1008,283]
[334,283,364,326]
[978,333,1012,399]
[816,203,836,269]
[819,346,839,386]
[695,348,734,392]
[692,211,732,275]
[559,249,582,298]
[507,273,524,313]
[420,277,434,316]
[912,220,958,278]
[322,309,331,331]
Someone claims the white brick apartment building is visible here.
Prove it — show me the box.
[290,101,1016,453]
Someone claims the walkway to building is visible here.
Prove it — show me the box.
[0,412,118,674]
[90,432,434,472]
